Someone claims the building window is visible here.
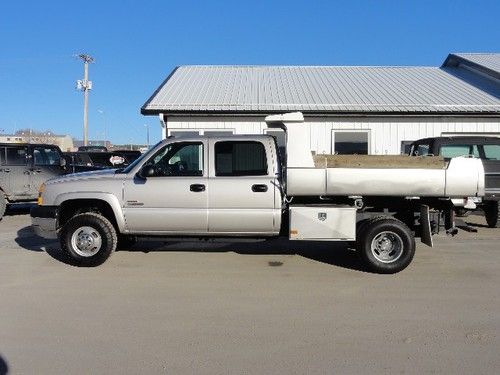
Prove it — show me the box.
[332,131,369,155]
[203,130,234,136]
[168,130,200,138]
[215,141,267,176]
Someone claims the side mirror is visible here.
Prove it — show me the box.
[138,165,155,179]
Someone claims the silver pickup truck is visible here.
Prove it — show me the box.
[31,113,484,273]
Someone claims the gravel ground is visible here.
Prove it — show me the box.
[0,205,499,374]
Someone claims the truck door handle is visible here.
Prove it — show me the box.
[3,168,10,173]
[190,184,206,192]
[30,168,42,173]
[252,184,268,192]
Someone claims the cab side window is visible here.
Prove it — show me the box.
[33,147,61,166]
[146,142,203,177]
[5,147,27,165]
[215,141,268,176]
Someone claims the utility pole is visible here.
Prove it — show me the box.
[76,54,94,146]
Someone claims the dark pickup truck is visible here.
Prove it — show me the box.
[409,136,500,228]
[63,150,142,173]
[0,143,67,219]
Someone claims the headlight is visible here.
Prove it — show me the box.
[37,183,45,205]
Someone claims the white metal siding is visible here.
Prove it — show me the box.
[166,116,500,155]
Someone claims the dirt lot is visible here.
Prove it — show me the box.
[0,205,499,374]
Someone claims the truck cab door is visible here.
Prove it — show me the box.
[207,139,281,235]
[122,141,208,234]
[1,145,30,199]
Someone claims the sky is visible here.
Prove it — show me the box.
[1,0,499,145]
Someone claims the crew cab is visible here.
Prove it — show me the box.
[410,136,500,227]
[31,113,485,273]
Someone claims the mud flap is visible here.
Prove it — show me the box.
[420,204,433,247]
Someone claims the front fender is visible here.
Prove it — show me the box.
[54,192,126,232]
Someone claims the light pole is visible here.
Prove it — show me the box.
[76,54,94,146]
[98,109,107,147]
[144,124,150,149]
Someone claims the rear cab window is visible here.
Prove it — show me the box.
[214,141,268,176]
[483,145,500,160]
[439,144,479,158]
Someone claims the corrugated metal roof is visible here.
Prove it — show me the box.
[446,53,500,76]
[142,64,500,114]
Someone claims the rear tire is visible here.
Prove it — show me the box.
[59,212,117,266]
[357,217,415,274]
[0,191,6,220]
[483,201,500,228]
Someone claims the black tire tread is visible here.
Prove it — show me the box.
[356,216,415,274]
[484,201,499,228]
[59,212,117,266]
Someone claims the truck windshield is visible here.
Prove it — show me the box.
[116,141,162,174]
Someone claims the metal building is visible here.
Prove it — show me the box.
[142,53,500,155]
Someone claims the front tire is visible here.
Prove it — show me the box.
[357,217,415,274]
[59,212,117,266]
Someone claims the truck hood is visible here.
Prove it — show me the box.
[46,169,120,185]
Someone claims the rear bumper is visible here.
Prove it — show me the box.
[30,206,58,239]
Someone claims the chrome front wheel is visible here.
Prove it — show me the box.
[60,212,117,266]
[71,226,103,257]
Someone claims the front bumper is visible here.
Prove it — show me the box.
[30,206,59,239]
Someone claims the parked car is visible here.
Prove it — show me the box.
[409,136,500,227]
[63,150,142,173]
[0,143,66,219]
